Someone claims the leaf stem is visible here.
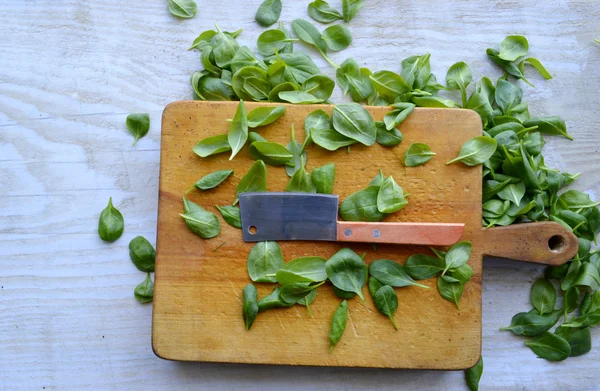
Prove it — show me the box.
[184,185,196,195]
[461,88,467,109]
[319,50,340,69]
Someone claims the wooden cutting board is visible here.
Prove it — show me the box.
[152,100,577,369]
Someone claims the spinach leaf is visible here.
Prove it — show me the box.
[247,241,284,283]
[375,121,403,147]
[499,35,529,61]
[232,67,270,101]
[134,273,154,304]
[267,52,321,85]
[297,288,318,315]
[196,76,235,101]
[342,0,365,23]
[98,197,124,242]
[329,300,348,352]
[443,241,472,273]
[447,264,473,284]
[305,109,331,133]
[376,176,408,213]
[189,30,217,51]
[227,100,248,160]
[555,326,592,357]
[292,19,327,54]
[276,256,327,285]
[369,70,410,102]
[249,142,293,166]
[286,165,316,193]
[128,236,156,273]
[302,75,335,101]
[446,136,498,166]
[494,79,523,114]
[168,0,197,18]
[279,282,323,304]
[557,190,600,210]
[257,286,294,312]
[339,186,385,222]
[497,182,526,205]
[446,61,472,107]
[242,283,259,330]
[278,90,323,104]
[180,197,220,239]
[574,263,600,291]
[325,248,368,299]
[126,113,150,146]
[194,170,234,190]
[255,0,282,27]
[216,205,241,229]
[437,275,464,309]
[308,0,343,23]
[524,332,570,361]
[212,24,240,68]
[193,134,231,157]
[467,91,494,128]
[368,276,384,298]
[234,160,267,205]
[412,96,458,108]
[332,103,376,146]
[405,254,444,280]
[230,47,268,75]
[486,49,527,81]
[383,103,414,131]
[403,143,436,167]
[369,169,385,186]
[523,116,573,140]
[247,106,286,128]
[465,356,483,391]
[311,127,356,151]
[285,125,306,177]
[373,285,399,330]
[312,163,335,194]
[333,286,356,299]
[257,28,296,56]
[520,57,552,80]
[530,278,556,315]
[369,259,428,289]
[322,24,352,51]
[561,259,581,291]
[336,58,374,102]
[500,309,561,336]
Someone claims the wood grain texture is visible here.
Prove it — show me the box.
[336,221,465,245]
[1,0,599,389]
[154,101,483,369]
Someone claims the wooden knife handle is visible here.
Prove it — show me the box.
[336,222,465,246]
[480,222,578,266]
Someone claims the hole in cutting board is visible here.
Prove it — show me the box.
[248,225,257,235]
[548,235,566,252]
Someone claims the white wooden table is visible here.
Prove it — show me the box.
[1,1,599,389]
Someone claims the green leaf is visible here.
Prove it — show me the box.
[247,106,286,128]
[523,116,572,140]
[134,273,154,304]
[466,91,494,128]
[322,24,352,51]
[257,29,295,56]
[412,96,458,108]
[292,19,327,54]
[368,276,385,298]
[446,136,497,166]
[376,176,408,213]
[180,197,220,239]
[375,121,403,147]
[249,142,293,166]
[278,90,323,104]
[342,0,365,23]
[311,127,357,151]
[448,264,473,284]
[193,134,231,157]
[383,104,414,131]
[374,285,399,329]
[446,61,472,106]
[189,30,217,51]
[521,57,552,80]
[312,163,335,194]
[286,166,316,193]
[555,326,591,357]
[257,286,294,312]
[497,182,526,206]
[227,100,248,160]
[194,170,234,190]
[335,58,374,103]
[268,82,300,102]
[216,205,241,229]
[232,66,270,101]
[443,241,472,274]
[304,109,331,133]
[98,197,124,242]
[339,186,385,222]
[302,75,335,101]
[465,356,483,391]
[196,76,235,101]
[128,236,156,273]
[231,47,268,75]
[242,283,259,330]
[267,52,321,85]
[437,275,464,309]
[279,282,323,304]
[530,278,556,315]
[331,286,355,300]
[525,332,570,361]
[276,256,327,285]
[168,0,197,18]
[499,35,529,61]
[212,24,240,68]
[405,254,444,280]
[369,259,428,289]
[325,248,368,300]
[403,143,436,167]
[255,0,282,27]
[574,263,600,291]
[329,300,348,351]
[332,103,376,146]
[297,288,318,311]
[486,48,525,79]
[285,126,306,177]
[369,70,410,102]
[307,0,343,23]
[234,160,267,205]
[247,241,284,283]
[126,113,150,146]
[557,190,600,210]
[500,309,561,336]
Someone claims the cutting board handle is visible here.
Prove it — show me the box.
[480,221,578,266]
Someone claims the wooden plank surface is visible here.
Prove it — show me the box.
[1,0,599,389]
[153,101,482,368]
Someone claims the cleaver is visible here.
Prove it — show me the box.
[239,192,465,246]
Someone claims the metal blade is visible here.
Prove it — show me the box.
[239,192,339,242]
